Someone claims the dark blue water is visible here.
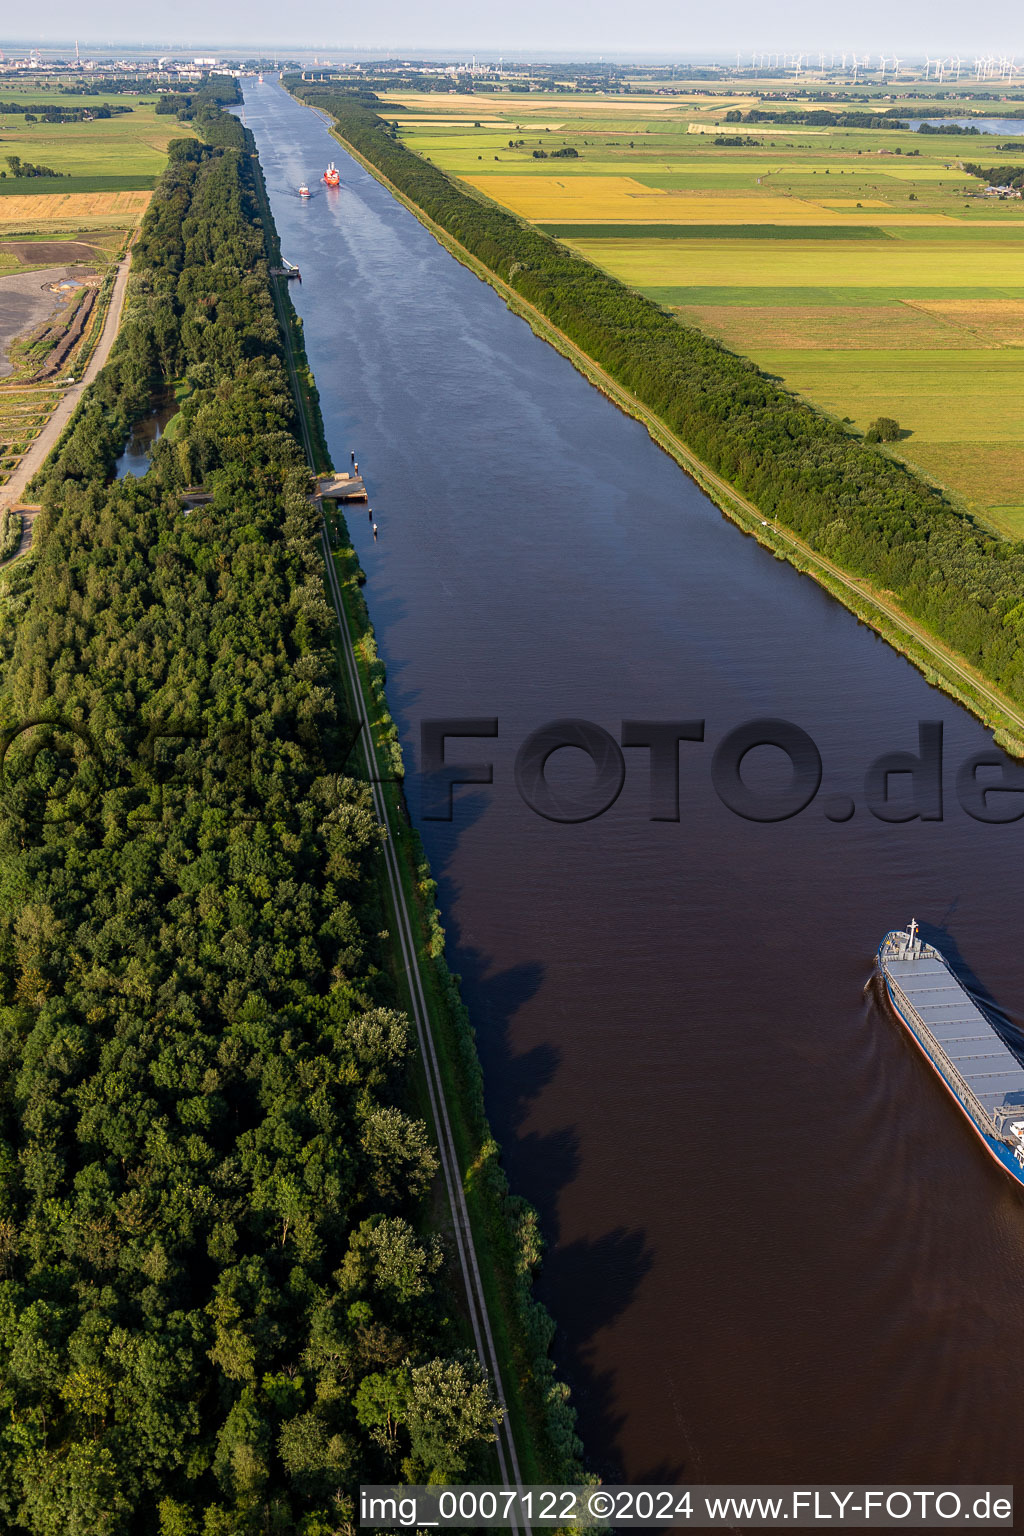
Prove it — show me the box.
[242,78,1024,1487]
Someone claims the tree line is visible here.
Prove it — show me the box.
[963,162,1024,188]
[3,156,66,179]
[294,83,1024,710]
[0,106,513,1533]
[727,107,909,128]
[0,103,130,121]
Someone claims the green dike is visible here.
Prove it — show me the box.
[249,130,583,1484]
[290,82,1024,755]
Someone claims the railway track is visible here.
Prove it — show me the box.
[319,524,529,1521]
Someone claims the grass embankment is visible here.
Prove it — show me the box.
[291,86,1024,756]
[249,133,581,1484]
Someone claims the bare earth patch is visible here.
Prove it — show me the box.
[0,267,85,378]
[0,239,102,265]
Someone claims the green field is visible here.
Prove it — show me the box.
[0,96,192,181]
[392,89,1024,529]
[0,174,156,195]
[565,236,1024,289]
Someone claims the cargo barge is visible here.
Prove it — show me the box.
[879,921,1024,1188]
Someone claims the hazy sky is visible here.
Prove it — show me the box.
[4,0,1020,57]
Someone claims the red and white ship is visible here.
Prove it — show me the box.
[323,162,340,187]
[299,183,310,198]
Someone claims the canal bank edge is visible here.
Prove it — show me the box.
[247,123,585,1485]
[292,86,1024,762]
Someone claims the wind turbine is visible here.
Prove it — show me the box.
[879,55,889,78]
[892,57,901,79]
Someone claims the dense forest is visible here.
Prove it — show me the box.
[156,77,243,123]
[295,83,1024,710]
[0,109,510,1532]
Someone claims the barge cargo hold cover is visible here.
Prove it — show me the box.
[879,921,1024,1189]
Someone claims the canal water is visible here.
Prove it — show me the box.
[242,80,1024,1487]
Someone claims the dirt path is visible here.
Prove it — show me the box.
[0,251,132,519]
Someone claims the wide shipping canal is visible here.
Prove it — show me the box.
[243,81,1024,1484]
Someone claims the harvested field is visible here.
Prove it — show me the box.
[910,299,1024,346]
[0,191,151,228]
[463,176,825,223]
[680,302,993,350]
